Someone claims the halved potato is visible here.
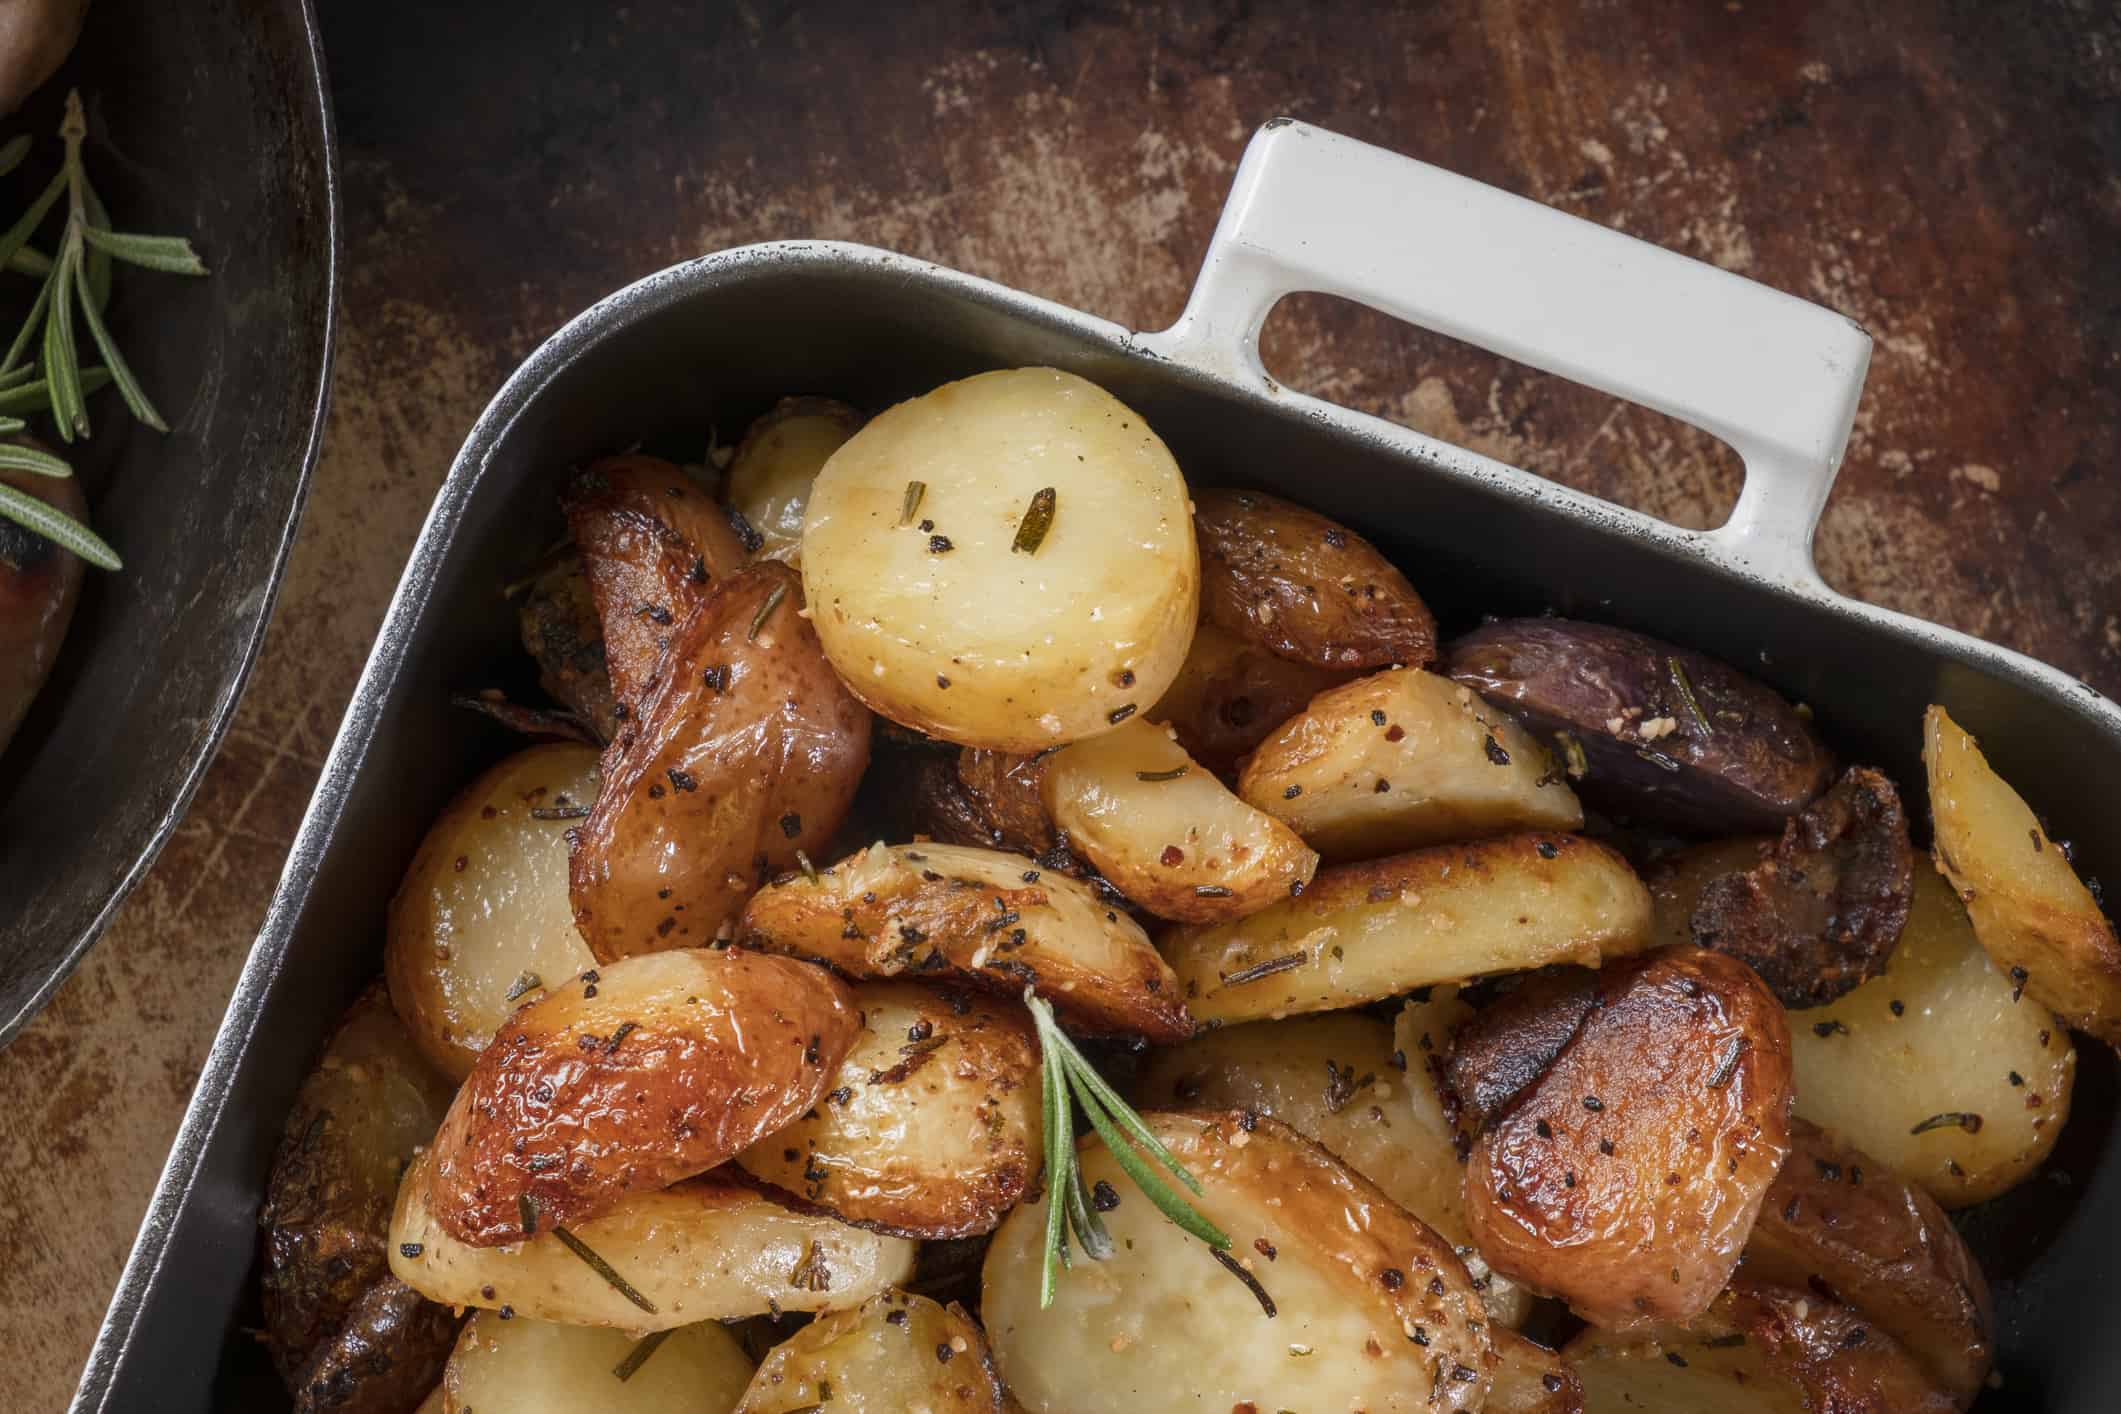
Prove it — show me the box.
[1924,703,2121,1044]
[516,548,619,740]
[983,1111,1492,1413]
[392,1159,915,1328]
[736,983,1041,1238]
[740,842,1189,1041]
[1159,833,1652,1026]
[1147,620,1354,774]
[1040,716,1317,922]
[422,949,860,1245]
[727,397,864,567]
[440,1311,754,1413]
[802,367,1199,752]
[735,1290,1006,1413]
[386,743,601,1079]
[1790,861,2074,1207]
[1489,1328,1583,1414]
[1238,667,1583,859]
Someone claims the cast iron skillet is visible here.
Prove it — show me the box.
[0,0,338,1042]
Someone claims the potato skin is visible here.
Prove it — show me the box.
[295,1280,463,1414]
[1445,618,1833,833]
[1487,1328,1583,1414]
[1148,620,1354,774]
[735,1290,1007,1413]
[955,748,1060,857]
[1193,487,1437,671]
[569,561,871,962]
[514,549,618,741]
[727,396,864,567]
[423,949,860,1246]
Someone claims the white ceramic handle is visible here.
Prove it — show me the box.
[1148,119,1872,582]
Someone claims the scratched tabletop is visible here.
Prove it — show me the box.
[4,0,2116,1404]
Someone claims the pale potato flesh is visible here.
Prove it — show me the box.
[802,367,1199,751]
[735,1290,1007,1413]
[1040,715,1317,922]
[386,743,601,1079]
[442,1312,754,1413]
[727,397,863,567]
[1791,861,2074,1207]
[1239,668,1582,859]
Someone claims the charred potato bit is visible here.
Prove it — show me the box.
[1487,1328,1584,1414]
[956,747,1061,858]
[514,548,618,740]
[439,1311,754,1413]
[1148,620,1355,774]
[727,396,864,567]
[735,1289,1007,1413]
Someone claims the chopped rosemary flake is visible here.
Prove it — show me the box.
[1667,656,1714,737]
[1011,486,1057,555]
[611,1328,673,1382]
[1910,1111,1983,1136]
[1210,1246,1277,1317]
[530,803,592,820]
[1194,884,1235,898]
[504,971,543,1002]
[1136,765,1189,782]
[796,848,820,883]
[551,1225,658,1312]
[747,581,789,640]
[1706,1035,1747,1089]
[899,479,927,526]
[1556,730,1589,779]
[1219,951,1307,987]
[518,1193,539,1236]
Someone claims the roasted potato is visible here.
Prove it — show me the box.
[569,561,871,961]
[1238,667,1583,859]
[1790,860,2074,1207]
[261,985,460,1413]
[984,1111,1492,1413]
[801,367,1199,752]
[515,548,619,740]
[1039,716,1317,922]
[1159,833,1652,1027]
[1645,835,1773,949]
[0,0,89,119]
[736,983,1041,1238]
[1445,618,1834,833]
[423,949,860,1245]
[726,397,864,567]
[386,742,601,1079]
[392,1159,916,1328]
[1447,949,1794,1328]
[740,842,1189,1041]
[954,747,1060,858]
[1147,620,1354,774]
[735,1290,1007,1413]
[0,459,86,756]
[1925,703,2121,1044]
[1192,487,1437,671]
[439,1311,754,1413]
[1488,1328,1583,1414]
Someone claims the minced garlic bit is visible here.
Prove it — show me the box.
[1638,716,1679,741]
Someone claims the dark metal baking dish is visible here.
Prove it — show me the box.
[76,122,2118,1410]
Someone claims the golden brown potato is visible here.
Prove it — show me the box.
[1925,703,2121,1044]
[735,1290,1006,1413]
[515,548,619,740]
[1448,949,1794,1329]
[727,397,864,566]
[440,1311,754,1413]
[1147,621,1355,774]
[1159,833,1652,1027]
[740,842,1189,1041]
[1237,667,1583,859]
[1790,862,2075,1206]
[423,949,860,1245]
[801,367,1199,752]
[1193,487,1437,671]
[736,983,1041,1238]
[569,561,871,961]
[386,743,601,1080]
[392,1160,916,1328]
[261,986,461,1413]
[983,1111,1492,1413]
[1040,716,1317,922]
[1488,1328,1583,1414]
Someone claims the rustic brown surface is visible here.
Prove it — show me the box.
[3,0,2116,1404]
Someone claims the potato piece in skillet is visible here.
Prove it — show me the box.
[422,949,859,1246]
[1237,667,1583,860]
[801,367,1199,753]
[740,842,1190,1041]
[1487,1328,1583,1414]
[515,548,619,741]
[261,985,460,1414]
[1925,703,2121,1044]
[983,1111,1492,1413]
[954,747,1060,858]
[1159,832,1651,1028]
[392,1159,915,1328]
[1445,948,1794,1329]
[1444,618,1834,833]
[0,460,87,757]
[1790,860,2074,1207]
[439,1311,754,1413]
[735,983,1041,1239]
[734,1289,1007,1413]
[569,561,871,962]
[1192,487,1437,671]
[1147,620,1355,775]
[726,396,863,567]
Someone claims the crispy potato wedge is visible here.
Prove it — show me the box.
[1041,716,1317,922]
[423,949,859,1245]
[1238,667,1583,859]
[1159,833,1652,1027]
[261,985,460,1412]
[1925,703,2121,1044]
[1488,1328,1583,1414]
[386,743,601,1080]
[1449,949,1794,1328]
[440,1311,754,1413]
[736,983,1041,1238]
[1147,620,1354,774]
[1193,487,1437,671]
[727,396,864,567]
[984,1111,1492,1413]
[802,367,1199,751]
[740,842,1189,1041]
[516,548,619,740]
[570,561,871,961]
[1790,861,2074,1206]
[735,1290,1006,1413]
[392,1159,915,1328]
